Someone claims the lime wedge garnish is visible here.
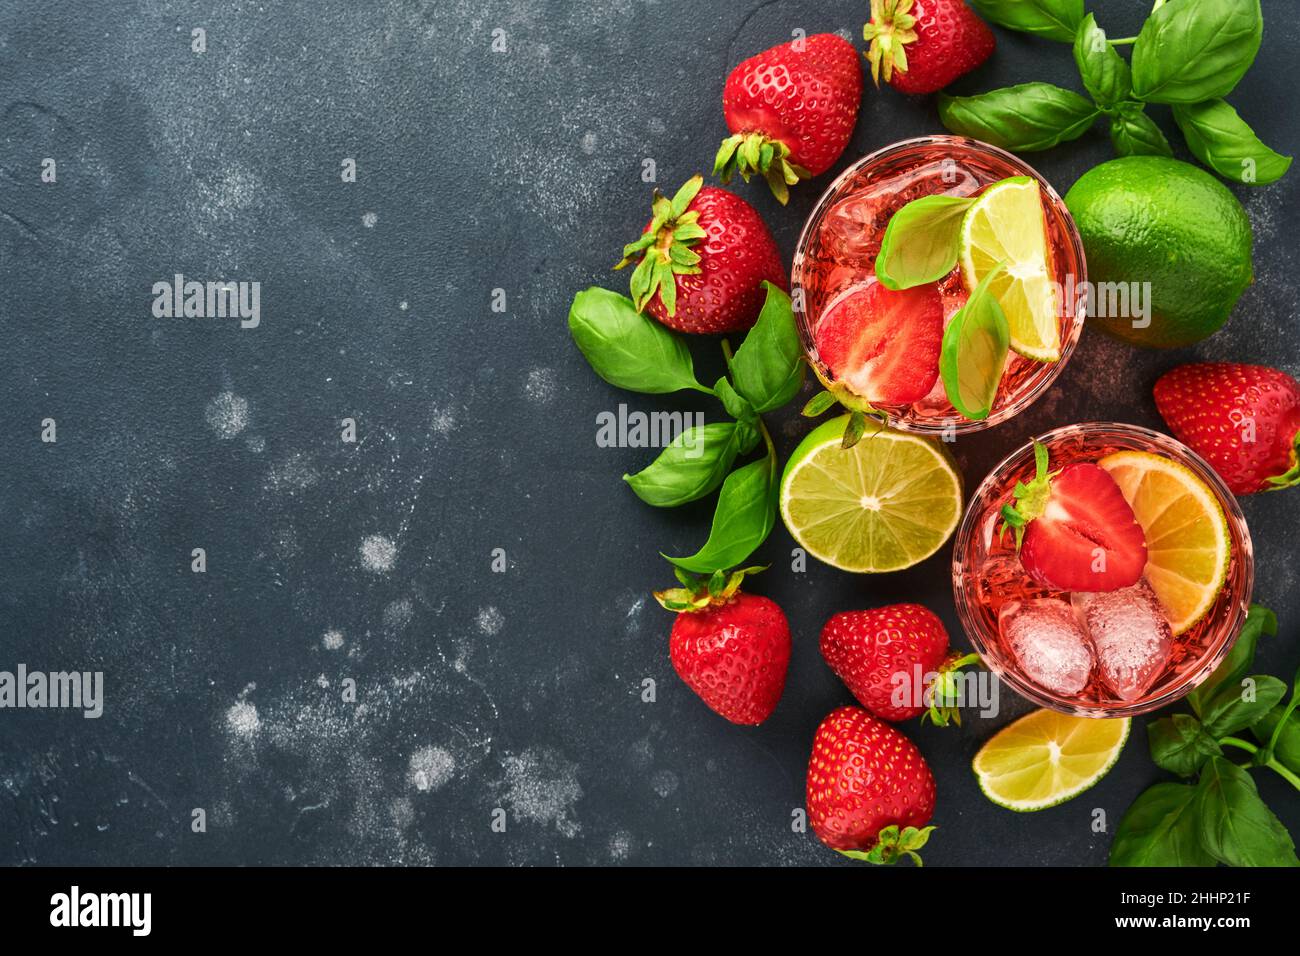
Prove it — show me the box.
[974,709,1130,812]
[959,177,1061,362]
[779,415,962,573]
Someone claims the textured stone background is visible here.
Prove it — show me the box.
[0,0,1295,865]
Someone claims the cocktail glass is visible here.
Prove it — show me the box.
[952,422,1254,718]
[791,135,1086,435]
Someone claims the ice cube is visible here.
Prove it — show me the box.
[1072,581,1172,702]
[999,599,1094,696]
[818,160,982,264]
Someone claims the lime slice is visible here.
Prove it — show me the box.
[959,176,1061,362]
[974,709,1130,812]
[779,415,962,573]
[1098,450,1231,635]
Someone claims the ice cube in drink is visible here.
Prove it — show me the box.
[1072,581,1173,702]
[999,599,1094,697]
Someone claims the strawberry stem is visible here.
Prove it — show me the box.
[714,132,810,206]
[997,441,1056,550]
[614,175,708,317]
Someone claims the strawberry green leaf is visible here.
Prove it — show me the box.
[801,389,840,418]
[940,262,1010,420]
[874,195,974,290]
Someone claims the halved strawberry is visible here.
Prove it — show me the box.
[999,442,1147,593]
[812,281,942,406]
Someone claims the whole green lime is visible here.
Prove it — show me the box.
[1064,156,1253,348]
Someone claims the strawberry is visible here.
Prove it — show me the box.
[820,604,977,724]
[812,280,943,405]
[999,442,1148,593]
[714,33,863,205]
[616,175,786,335]
[864,0,995,96]
[654,568,790,725]
[806,706,937,863]
[1154,362,1300,495]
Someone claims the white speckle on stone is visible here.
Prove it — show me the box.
[523,367,557,404]
[383,598,414,630]
[316,674,330,689]
[360,534,397,573]
[430,403,457,436]
[609,830,634,862]
[408,745,456,792]
[580,130,598,154]
[245,435,265,453]
[502,748,582,837]
[398,300,409,311]
[390,797,416,829]
[651,769,679,798]
[205,391,249,439]
[225,701,260,741]
[322,629,344,651]
[476,606,504,636]
[361,211,378,228]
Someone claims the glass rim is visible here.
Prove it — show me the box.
[791,134,1088,436]
[951,421,1255,718]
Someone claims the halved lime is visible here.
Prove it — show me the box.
[779,415,962,573]
[974,709,1130,812]
[959,176,1061,362]
[1098,450,1231,635]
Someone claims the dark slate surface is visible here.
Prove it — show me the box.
[0,0,1295,866]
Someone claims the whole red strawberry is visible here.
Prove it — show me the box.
[655,569,790,725]
[616,175,786,334]
[806,706,937,863]
[1154,363,1300,495]
[864,0,995,95]
[820,603,975,724]
[715,33,863,204]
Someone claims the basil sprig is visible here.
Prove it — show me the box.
[569,281,804,575]
[1110,605,1300,867]
[939,263,1010,421]
[939,0,1289,187]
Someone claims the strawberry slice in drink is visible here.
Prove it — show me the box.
[1000,443,1148,593]
[813,280,943,405]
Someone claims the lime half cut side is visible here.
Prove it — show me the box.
[779,415,962,573]
[974,709,1131,812]
[960,176,1061,362]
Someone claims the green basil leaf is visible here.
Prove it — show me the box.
[1195,757,1300,867]
[568,287,705,394]
[1201,675,1288,738]
[967,0,1084,43]
[1172,99,1293,186]
[1072,14,1132,107]
[940,263,1010,421]
[623,422,740,508]
[713,376,756,424]
[1109,103,1173,157]
[664,452,777,574]
[875,195,974,291]
[1109,782,1216,867]
[729,282,805,413]
[1131,0,1262,105]
[1251,706,1300,775]
[1188,604,1277,717]
[1148,714,1222,777]
[938,83,1100,152]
